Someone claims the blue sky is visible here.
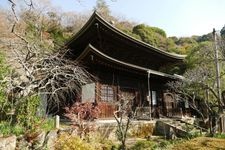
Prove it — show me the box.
[1,0,225,37]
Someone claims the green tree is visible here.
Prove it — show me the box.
[0,52,10,121]
[168,38,225,135]
[197,33,213,42]
[220,26,225,57]
[132,24,168,50]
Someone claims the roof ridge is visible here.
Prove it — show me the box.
[93,12,186,59]
[65,11,186,60]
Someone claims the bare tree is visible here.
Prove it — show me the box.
[168,38,225,134]
[114,93,134,150]
[5,0,93,114]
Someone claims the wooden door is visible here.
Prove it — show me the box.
[97,84,117,118]
[98,102,117,118]
[163,93,174,117]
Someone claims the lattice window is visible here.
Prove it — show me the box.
[100,85,115,102]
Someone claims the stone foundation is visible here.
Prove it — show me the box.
[0,119,157,150]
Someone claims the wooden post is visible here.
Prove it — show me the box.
[55,115,60,129]
[147,70,152,120]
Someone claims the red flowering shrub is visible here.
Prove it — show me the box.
[64,102,101,138]
[64,102,100,121]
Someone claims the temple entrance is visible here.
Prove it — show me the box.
[98,87,137,118]
[98,102,117,118]
[163,93,175,117]
[98,84,117,118]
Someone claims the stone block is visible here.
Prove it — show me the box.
[0,135,17,150]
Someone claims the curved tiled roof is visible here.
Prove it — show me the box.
[66,11,186,61]
[77,44,181,79]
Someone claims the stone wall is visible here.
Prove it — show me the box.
[95,120,156,140]
[0,130,58,150]
[0,120,156,150]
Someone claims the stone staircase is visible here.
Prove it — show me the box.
[155,118,207,139]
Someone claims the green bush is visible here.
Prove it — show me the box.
[0,51,54,135]
[130,139,182,150]
[55,132,118,150]
[55,133,95,150]
[130,140,157,150]
[213,133,225,139]
[0,52,11,121]
[40,118,55,132]
[15,95,55,134]
[16,95,41,129]
[155,140,173,149]
[0,121,24,136]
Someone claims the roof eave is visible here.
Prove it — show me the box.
[78,44,180,80]
[93,13,186,60]
[65,11,186,60]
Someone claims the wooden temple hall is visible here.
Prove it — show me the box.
[65,12,186,119]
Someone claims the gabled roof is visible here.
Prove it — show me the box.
[77,44,180,79]
[66,11,185,61]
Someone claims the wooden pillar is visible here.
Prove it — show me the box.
[147,70,152,119]
[95,82,100,103]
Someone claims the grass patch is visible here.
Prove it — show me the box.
[171,137,225,150]
[129,140,157,150]
[213,133,225,139]
[129,138,183,150]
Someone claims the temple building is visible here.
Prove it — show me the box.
[65,12,186,118]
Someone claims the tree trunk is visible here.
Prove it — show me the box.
[209,115,213,135]
[121,140,126,150]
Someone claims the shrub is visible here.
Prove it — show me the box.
[213,133,225,139]
[64,102,100,121]
[16,95,55,135]
[40,118,55,132]
[155,139,173,149]
[130,140,157,150]
[0,52,10,121]
[130,124,154,138]
[55,131,117,150]
[64,102,100,138]
[130,139,182,150]
[16,95,41,130]
[87,132,115,150]
[0,121,24,136]
[55,133,95,150]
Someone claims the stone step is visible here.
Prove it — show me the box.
[155,119,204,139]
